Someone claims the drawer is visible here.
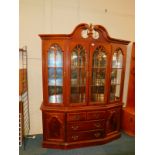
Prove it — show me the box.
[67,112,86,122]
[87,111,106,120]
[67,130,104,142]
[67,120,105,132]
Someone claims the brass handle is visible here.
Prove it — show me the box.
[94,123,101,128]
[94,132,101,138]
[71,125,79,130]
[72,135,79,141]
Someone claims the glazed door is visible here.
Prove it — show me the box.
[89,43,111,105]
[44,41,66,105]
[109,46,126,103]
[69,42,89,105]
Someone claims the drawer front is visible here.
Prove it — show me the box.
[67,112,86,122]
[67,130,104,142]
[67,120,105,132]
[87,111,106,120]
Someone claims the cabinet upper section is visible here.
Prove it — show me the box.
[39,23,130,45]
[39,23,130,107]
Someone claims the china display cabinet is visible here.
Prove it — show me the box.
[39,23,130,149]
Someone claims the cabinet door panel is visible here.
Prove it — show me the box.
[89,44,111,104]
[109,46,126,103]
[43,112,65,142]
[47,43,64,104]
[69,43,89,105]
[106,108,121,135]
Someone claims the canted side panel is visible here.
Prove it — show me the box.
[106,107,121,135]
[42,111,65,142]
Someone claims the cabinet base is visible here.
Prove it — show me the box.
[42,133,121,149]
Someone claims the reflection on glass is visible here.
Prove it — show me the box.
[110,49,123,102]
[91,46,107,103]
[110,85,120,101]
[56,68,63,86]
[48,68,55,86]
[71,51,78,67]
[48,51,55,67]
[111,69,122,85]
[48,45,63,67]
[48,44,63,103]
[70,44,86,103]
[48,95,63,103]
[56,51,63,67]
[112,49,123,68]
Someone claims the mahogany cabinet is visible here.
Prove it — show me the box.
[39,23,130,149]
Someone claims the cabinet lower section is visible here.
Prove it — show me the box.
[41,105,122,149]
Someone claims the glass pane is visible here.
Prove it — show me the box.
[56,51,63,67]
[71,51,78,67]
[110,85,121,101]
[48,68,55,86]
[90,46,106,103]
[48,51,55,67]
[55,86,63,103]
[110,69,122,101]
[112,49,123,68]
[79,50,86,67]
[56,68,63,86]
[70,44,86,103]
[92,69,105,86]
[111,69,122,85]
[48,86,55,96]
[71,68,78,86]
[48,44,63,103]
[93,46,106,68]
[110,49,123,102]
[91,86,104,102]
[70,87,86,103]
[79,68,86,86]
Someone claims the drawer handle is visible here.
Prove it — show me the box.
[94,132,101,138]
[72,135,79,141]
[94,123,101,128]
[71,125,79,130]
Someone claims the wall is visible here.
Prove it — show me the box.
[19,0,135,134]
